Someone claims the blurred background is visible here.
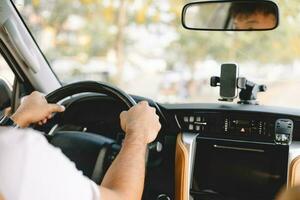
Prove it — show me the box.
[2,0,300,107]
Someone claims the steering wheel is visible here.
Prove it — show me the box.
[39,80,136,132]
[41,81,137,183]
[46,81,136,108]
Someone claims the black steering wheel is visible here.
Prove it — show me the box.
[41,81,137,183]
[46,80,136,108]
[38,80,136,133]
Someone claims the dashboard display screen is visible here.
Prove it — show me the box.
[234,119,250,126]
[191,138,288,200]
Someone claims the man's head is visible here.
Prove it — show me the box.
[230,2,277,30]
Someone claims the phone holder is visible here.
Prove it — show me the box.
[210,76,267,105]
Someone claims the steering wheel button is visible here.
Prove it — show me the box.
[189,124,194,131]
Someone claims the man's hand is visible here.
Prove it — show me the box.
[100,101,161,200]
[120,101,161,144]
[11,91,65,128]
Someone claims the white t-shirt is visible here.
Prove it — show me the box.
[0,127,101,200]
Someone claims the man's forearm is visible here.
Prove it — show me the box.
[100,135,147,200]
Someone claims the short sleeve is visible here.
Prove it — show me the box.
[0,128,100,200]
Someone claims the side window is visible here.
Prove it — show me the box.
[0,54,14,115]
[0,54,14,86]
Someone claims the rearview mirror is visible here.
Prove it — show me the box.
[182,0,279,31]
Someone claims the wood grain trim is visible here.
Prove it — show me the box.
[288,156,300,187]
[175,133,189,200]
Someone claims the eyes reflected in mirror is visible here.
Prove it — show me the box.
[230,2,277,30]
[182,0,279,31]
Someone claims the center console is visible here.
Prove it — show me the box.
[174,109,300,200]
[191,138,288,200]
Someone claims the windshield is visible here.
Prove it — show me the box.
[14,0,300,107]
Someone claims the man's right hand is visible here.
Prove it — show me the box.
[120,101,161,145]
[11,91,65,128]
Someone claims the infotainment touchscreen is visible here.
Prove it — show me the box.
[191,138,289,200]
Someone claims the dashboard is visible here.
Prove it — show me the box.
[165,103,300,144]
[47,94,300,200]
[175,110,295,145]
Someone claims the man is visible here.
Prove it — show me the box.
[0,91,161,200]
[229,2,277,30]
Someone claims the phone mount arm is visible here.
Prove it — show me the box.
[237,77,267,105]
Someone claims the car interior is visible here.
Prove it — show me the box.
[1,0,300,200]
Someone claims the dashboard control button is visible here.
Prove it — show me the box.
[195,122,207,126]
[189,116,195,122]
[189,124,194,131]
[184,116,189,122]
